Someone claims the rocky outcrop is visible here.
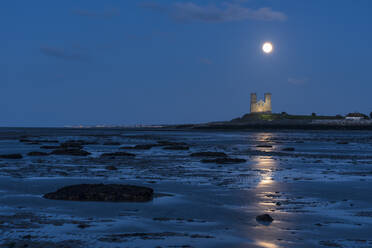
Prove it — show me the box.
[157,141,188,146]
[40,145,60,149]
[27,151,49,156]
[100,152,136,158]
[163,146,190,150]
[43,184,153,202]
[120,144,157,150]
[256,214,274,222]
[105,165,118,170]
[103,141,121,146]
[51,149,91,156]
[282,147,295,151]
[201,157,246,164]
[256,145,273,148]
[190,152,227,157]
[0,154,23,159]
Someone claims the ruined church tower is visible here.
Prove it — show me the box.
[250,93,272,113]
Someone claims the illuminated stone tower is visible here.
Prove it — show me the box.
[250,93,272,113]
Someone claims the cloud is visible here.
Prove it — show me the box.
[199,57,213,65]
[140,1,287,23]
[72,8,120,19]
[288,77,308,85]
[40,46,87,61]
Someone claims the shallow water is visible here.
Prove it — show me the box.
[0,128,372,247]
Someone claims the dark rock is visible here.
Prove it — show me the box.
[256,145,273,148]
[40,145,60,149]
[256,214,274,222]
[27,151,49,156]
[59,139,97,148]
[100,152,136,158]
[43,184,153,202]
[105,165,118,171]
[60,141,83,149]
[157,141,187,146]
[319,241,342,247]
[201,157,246,164]
[51,149,91,156]
[120,144,157,150]
[282,147,295,152]
[190,152,228,157]
[77,223,90,229]
[36,140,59,143]
[163,146,190,150]
[0,154,23,159]
[103,141,121,146]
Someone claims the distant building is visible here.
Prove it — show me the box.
[345,112,368,120]
[250,93,272,113]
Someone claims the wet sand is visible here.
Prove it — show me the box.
[0,128,372,247]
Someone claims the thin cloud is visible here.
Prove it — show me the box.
[288,77,308,85]
[140,1,287,23]
[40,46,87,61]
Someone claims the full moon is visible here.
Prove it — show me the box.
[262,42,273,54]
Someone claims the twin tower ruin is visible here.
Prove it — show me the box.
[250,93,272,113]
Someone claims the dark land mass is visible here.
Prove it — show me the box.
[166,113,372,131]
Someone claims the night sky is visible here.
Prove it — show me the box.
[1,0,372,126]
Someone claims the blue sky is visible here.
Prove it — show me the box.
[1,0,372,126]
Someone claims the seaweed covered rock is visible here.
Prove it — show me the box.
[105,165,118,171]
[282,147,295,152]
[103,141,121,146]
[40,145,60,150]
[100,152,136,158]
[256,214,274,223]
[0,154,23,159]
[190,152,227,157]
[27,151,49,156]
[157,141,187,146]
[120,144,157,150]
[201,157,246,164]
[163,146,189,151]
[256,145,273,148]
[43,184,153,202]
[51,149,91,156]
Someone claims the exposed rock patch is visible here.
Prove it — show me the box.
[256,214,274,223]
[201,157,246,164]
[51,149,91,156]
[40,145,60,150]
[256,145,273,148]
[157,141,188,146]
[0,154,23,159]
[99,232,214,242]
[120,144,157,150]
[27,151,49,156]
[190,152,227,157]
[100,152,136,158]
[163,146,190,150]
[103,141,121,146]
[43,184,153,202]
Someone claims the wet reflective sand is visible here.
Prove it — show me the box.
[0,128,372,247]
